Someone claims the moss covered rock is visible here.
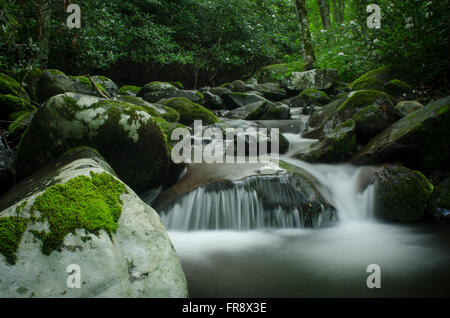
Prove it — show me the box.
[117,95,180,122]
[373,165,433,222]
[295,119,357,163]
[137,81,179,97]
[221,92,267,110]
[350,65,393,91]
[16,93,169,192]
[428,177,450,222]
[0,94,34,119]
[337,90,393,112]
[210,86,232,96]
[36,70,109,103]
[253,83,288,101]
[256,61,304,84]
[352,105,391,140]
[0,73,29,98]
[143,90,204,105]
[282,68,338,92]
[0,149,188,297]
[163,97,220,125]
[353,96,450,170]
[8,111,35,139]
[118,85,141,96]
[290,89,331,107]
[231,80,247,93]
[395,100,423,116]
[91,75,119,97]
[383,79,411,97]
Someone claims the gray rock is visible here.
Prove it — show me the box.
[395,100,424,116]
[91,76,119,97]
[0,148,188,298]
[231,80,247,93]
[282,68,338,92]
[254,83,288,101]
[222,92,268,109]
[203,91,224,110]
[210,87,232,96]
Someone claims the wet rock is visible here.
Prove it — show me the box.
[352,96,450,170]
[372,165,433,222]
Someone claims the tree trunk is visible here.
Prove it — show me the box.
[317,0,331,29]
[294,0,316,70]
[338,0,345,23]
[35,0,51,68]
[331,0,339,23]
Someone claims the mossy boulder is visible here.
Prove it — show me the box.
[0,149,188,297]
[349,65,393,91]
[210,87,232,96]
[231,80,247,93]
[289,89,331,107]
[254,83,288,101]
[282,68,338,92]
[383,79,411,97]
[0,94,34,119]
[245,101,290,120]
[16,93,169,192]
[428,177,450,222]
[395,100,423,116]
[337,90,393,112]
[351,105,391,141]
[352,96,450,170]
[202,91,225,110]
[295,119,357,163]
[373,165,434,222]
[91,75,119,97]
[163,97,221,126]
[36,70,109,103]
[221,92,267,110]
[118,85,141,96]
[8,111,35,139]
[117,95,180,122]
[137,81,179,97]
[143,90,204,105]
[256,61,303,84]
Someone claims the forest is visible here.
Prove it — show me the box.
[0,0,449,300]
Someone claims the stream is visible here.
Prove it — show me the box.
[153,114,450,298]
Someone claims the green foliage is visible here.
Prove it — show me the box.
[31,171,126,255]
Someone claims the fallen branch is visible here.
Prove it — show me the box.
[86,74,110,99]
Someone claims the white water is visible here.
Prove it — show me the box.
[161,131,450,297]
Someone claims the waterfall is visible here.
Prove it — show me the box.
[160,175,336,231]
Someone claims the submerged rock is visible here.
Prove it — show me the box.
[16,93,169,192]
[372,165,433,222]
[0,148,188,297]
[154,161,336,230]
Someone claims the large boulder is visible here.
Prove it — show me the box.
[117,96,180,122]
[352,96,450,170]
[16,93,169,192]
[137,81,178,97]
[289,89,331,107]
[351,105,392,141]
[428,177,450,222]
[36,70,111,103]
[143,90,204,105]
[372,165,434,222]
[221,92,267,109]
[295,119,357,163]
[0,148,188,297]
[282,68,338,92]
[349,65,394,91]
[163,97,220,126]
[0,73,33,119]
[256,62,303,84]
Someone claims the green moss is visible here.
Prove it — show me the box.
[384,79,411,96]
[169,81,184,89]
[118,85,141,95]
[0,216,29,265]
[47,69,66,77]
[118,96,180,122]
[219,83,234,90]
[349,65,392,91]
[164,97,221,125]
[31,172,126,255]
[62,146,107,162]
[0,94,32,117]
[337,90,392,111]
[8,111,32,139]
[0,73,27,97]
[8,110,30,121]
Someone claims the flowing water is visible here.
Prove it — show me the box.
[157,118,450,298]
